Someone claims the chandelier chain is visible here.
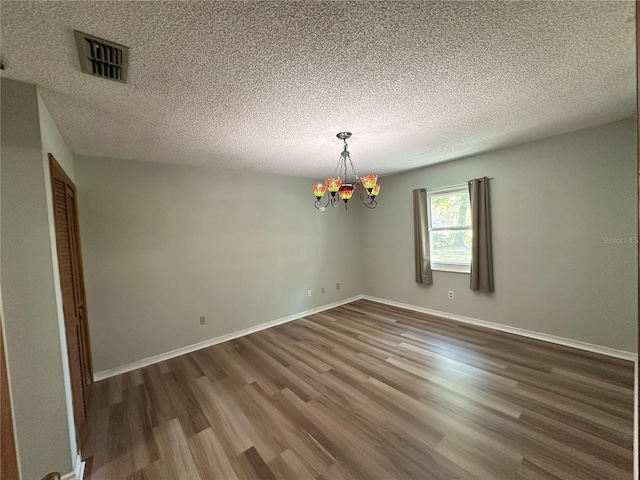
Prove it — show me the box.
[333,138,359,183]
[348,153,358,182]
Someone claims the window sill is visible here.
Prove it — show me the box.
[431,263,470,274]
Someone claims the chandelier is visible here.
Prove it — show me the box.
[312,132,380,211]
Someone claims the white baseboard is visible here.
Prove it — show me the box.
[95,293,637,382]
[94,295,364,381]
[361,295,638,362]
[61,453,85,480]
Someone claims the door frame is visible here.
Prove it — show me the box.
[1,320,19,480]
[636,0,639,474]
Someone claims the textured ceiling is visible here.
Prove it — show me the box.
[1,1,636,178]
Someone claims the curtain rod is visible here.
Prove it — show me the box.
[422,177,494,193]
[468,177,494,183]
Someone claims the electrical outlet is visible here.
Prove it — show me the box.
[199,315,206,325]
[336,282,340,290]
[448,291,454,299]
[307,289,312,297]
[321,287,325,294]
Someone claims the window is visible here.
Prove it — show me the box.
[427,184,471,273]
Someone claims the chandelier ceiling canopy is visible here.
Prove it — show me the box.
[313,132,380,211]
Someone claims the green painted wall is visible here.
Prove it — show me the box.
[74,156,364,373]
[1,79,74,479]
[361,118,638,353]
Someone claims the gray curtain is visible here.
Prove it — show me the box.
[468,177,494,292]
[413,189,433,284]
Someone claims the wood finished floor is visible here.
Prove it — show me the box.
[82,299,635,480]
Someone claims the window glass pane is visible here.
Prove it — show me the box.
[430,230,472,264]
[430,191,471,228]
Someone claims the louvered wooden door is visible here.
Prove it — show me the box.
[50,155,93,433]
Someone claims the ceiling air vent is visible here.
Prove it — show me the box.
[74,30,129,83]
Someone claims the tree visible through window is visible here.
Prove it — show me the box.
[427,185,472,272]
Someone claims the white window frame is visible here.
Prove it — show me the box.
[427,184,471,274]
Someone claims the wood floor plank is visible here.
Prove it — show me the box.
[188,428,240,480]
[242,382,335,477]
[162,369,210,438]
[124,385,159,472]
[267,449,316,480]
[240,446,278,480]
[434,433,523,480]
[192,376,254,455]
[374,421,481,480]
[151,418,201,480]
[278,387,407,479]
[82,299,635,479]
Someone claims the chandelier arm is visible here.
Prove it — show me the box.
[358,184,365,201]
[314,193,330,210]
[358,184,368,203]
[358,186,377,208]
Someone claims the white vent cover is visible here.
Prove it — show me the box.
[74,30,128,83]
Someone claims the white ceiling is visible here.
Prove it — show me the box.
[1,1,636,178]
